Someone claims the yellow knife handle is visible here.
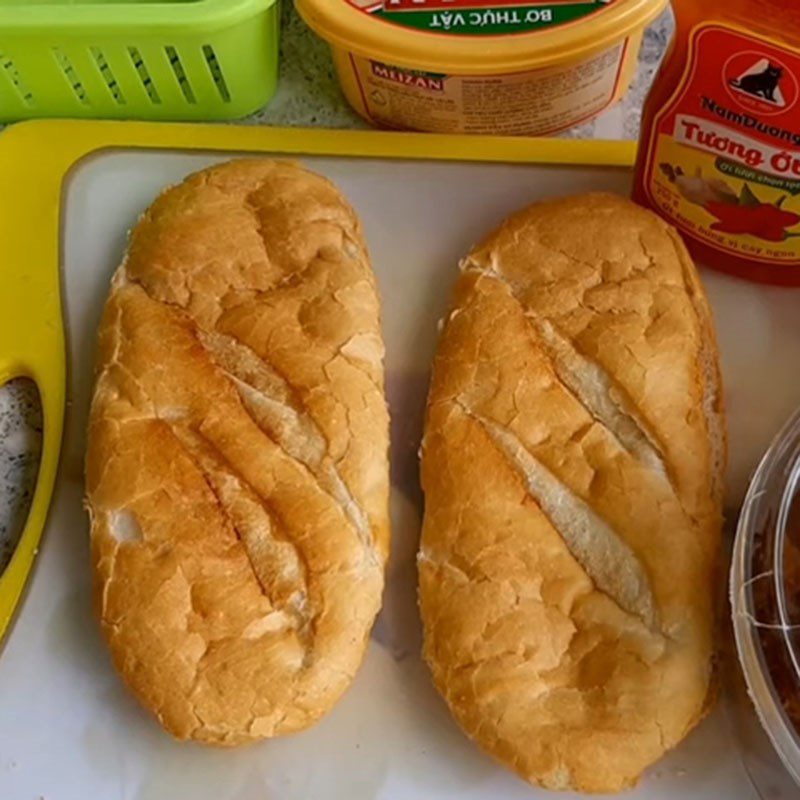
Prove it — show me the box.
[0,122,67,644]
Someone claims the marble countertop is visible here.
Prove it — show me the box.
[0,5,673,572]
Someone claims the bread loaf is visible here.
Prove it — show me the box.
[85,160,389,745]
[418,193,725,792]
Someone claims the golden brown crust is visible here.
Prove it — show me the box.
[85,159,389,745]
[418,193,725,793]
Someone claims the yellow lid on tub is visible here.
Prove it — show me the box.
[295,0,667,74]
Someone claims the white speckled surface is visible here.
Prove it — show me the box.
[0,380,41,572]
[0,3,673,572]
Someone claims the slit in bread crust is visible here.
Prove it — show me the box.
[196,329,377,566]
[114,274,378,570]
[461,262,672,487]
[530,318,668,480]
[461,406,659,630]
[169,423,309,622]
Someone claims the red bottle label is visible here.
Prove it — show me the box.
[643,25,800,265]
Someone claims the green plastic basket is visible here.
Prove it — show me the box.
[0,0,280,122]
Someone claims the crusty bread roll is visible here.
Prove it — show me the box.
[419,193,725,793]
[85,159,389,745]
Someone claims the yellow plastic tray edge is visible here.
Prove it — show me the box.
[0,118,639,166]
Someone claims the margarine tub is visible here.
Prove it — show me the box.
[295,0,667,136]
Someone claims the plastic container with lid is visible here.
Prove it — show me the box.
[732,407,800,793]
[633,0,800,286]
[296,0,666,137]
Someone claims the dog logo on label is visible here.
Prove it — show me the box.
[724,52,798,115]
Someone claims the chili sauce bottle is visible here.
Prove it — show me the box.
[633,0,800,285]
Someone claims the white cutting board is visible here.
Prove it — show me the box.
[2,148,800,800]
